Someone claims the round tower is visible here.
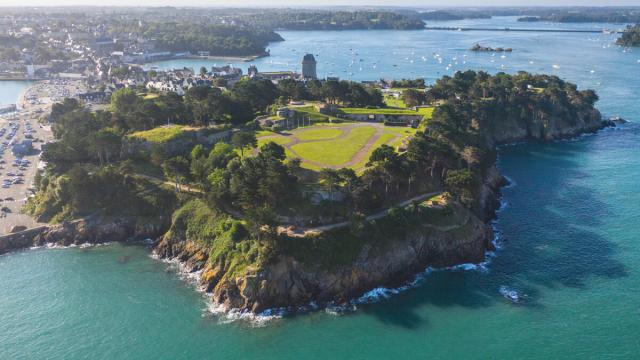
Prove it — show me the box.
[301,54,317,80]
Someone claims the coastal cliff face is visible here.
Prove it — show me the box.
[488,106,604,144]
[152,112,613,314]
[154,201,493,313]
[0,217,164,254]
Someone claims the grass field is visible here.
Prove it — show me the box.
[339,107,433,116]
[291,126,376,166]
[256,123,416,171]
[384,96,407,108]
[290,106,338,122]
[129,125,188,143]
[295,128,343,141]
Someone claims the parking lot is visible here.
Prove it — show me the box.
[0,110,52,234]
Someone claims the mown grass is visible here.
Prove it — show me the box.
[384,95,407,108]
[340,107,433,116]
[350,131,397,171]
[291,105,335,122]
[291,126,376,166]
[294,127,343,141]
[129,125,187,143]
[257,123,417,171]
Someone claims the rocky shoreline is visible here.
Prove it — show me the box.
[0,217,165,255]
[150,115,618,314]
[1,116,620,316]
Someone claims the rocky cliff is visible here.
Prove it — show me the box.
[0,217,165,254]
[152,111,615,314]
[488,106,606,144]
[154,198,495,313]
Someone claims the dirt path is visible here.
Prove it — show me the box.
[280,191,442,237]
[264,123,401,170]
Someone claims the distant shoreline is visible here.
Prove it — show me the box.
[137,52,270,68]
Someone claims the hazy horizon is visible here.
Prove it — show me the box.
[1,1,640,8]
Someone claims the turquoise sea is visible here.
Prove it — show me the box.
[2,17,640,359]
[0,80,32,106]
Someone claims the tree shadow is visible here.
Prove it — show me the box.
[361,137,629,328]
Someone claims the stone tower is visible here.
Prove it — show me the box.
[301,54,317,80]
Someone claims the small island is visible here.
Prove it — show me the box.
[470,44,513,52]
[616,24,640,47]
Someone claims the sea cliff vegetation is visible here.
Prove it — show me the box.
[27,70,607,312]
[617,25,640,47]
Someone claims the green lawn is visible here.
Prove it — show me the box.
[257,135,293,148]
[350,131,397,171]
[339,107,433,116]
[384,95,407,108]
[290,106,335,122]
[256,123,417,171]
[129,125,187,143]
[143,93,160,100]
[294,127,343,141]
[291,126,376,166]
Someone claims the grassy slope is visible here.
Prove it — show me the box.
[129,125,187,143]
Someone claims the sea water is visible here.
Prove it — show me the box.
[1,17,639,359]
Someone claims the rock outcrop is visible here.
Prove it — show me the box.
[0,217,165,254]
[153,112,617,314]
[488,106,606,144]
[155,199,493,313]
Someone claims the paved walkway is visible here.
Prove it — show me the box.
[280,191,442,237]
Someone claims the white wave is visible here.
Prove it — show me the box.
[499,285,522,303]
[502,175,517,189]
[205,301,284,327]
[28,242,113,251]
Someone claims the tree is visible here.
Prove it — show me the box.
[162,156,190,192]
[259,141,286,161]
[110,88,140,115]
[319,168,341,200]
[207,168,231,210]
[200,66,208,77]
[91,128,122,165]
[402,89,427,108]
[245,206,278,242]
[50,98,81,122]
[190,144,206,160]
[366,145,403,199]
[232,131,258,158]
[444,169,477,206]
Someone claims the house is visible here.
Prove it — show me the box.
[77,91,108,103]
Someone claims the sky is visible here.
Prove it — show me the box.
[1,0,639,7]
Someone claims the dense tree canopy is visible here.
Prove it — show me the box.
[617,25,640,47]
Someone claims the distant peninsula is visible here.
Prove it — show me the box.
[617,25,640,47]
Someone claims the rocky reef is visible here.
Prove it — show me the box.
[470,43,513,52]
